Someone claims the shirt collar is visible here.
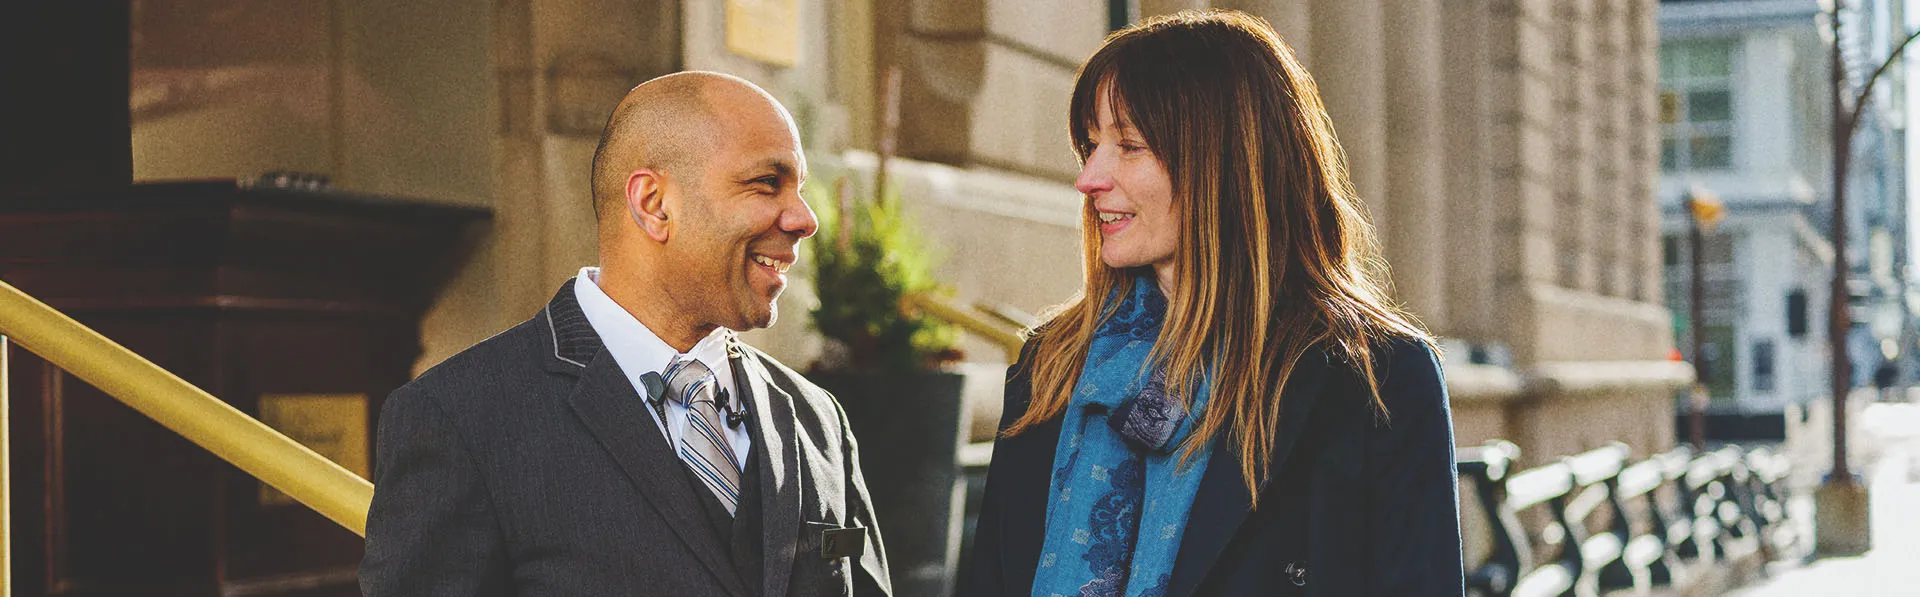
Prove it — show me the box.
[573,267,734,384]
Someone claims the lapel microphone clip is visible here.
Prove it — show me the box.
[718,388,750,429]
[639,372,667,408]
[640,371,748,429]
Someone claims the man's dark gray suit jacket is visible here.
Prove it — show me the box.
[361,281,891,596]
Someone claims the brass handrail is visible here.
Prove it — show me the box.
[0,279,373,536]
[903,292,1026,362]
[970,301,1038,332]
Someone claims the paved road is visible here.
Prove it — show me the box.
[1728,400,1920,596]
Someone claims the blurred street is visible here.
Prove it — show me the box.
[1731,398,1920,596]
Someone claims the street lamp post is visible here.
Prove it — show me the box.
[1685,188,1723,452]
[1818,0,1920,557]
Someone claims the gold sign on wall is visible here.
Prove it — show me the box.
[258,394,370,506]
[726,0,800,67]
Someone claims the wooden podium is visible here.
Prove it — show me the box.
[1,181,487,596]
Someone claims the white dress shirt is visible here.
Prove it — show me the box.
[573,267,752,471]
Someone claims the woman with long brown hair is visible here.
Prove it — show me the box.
[963,10,1464,596]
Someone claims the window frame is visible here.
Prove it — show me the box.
[1660,37,1738,172]
[1752,339,1775,394]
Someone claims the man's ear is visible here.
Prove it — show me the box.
[625,168,672,242]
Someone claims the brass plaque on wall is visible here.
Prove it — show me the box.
[258,394,371,506]
[726,0,800,67]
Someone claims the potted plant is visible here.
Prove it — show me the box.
[807,175,968,596]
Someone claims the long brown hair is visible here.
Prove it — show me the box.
[1005,10,1433,508]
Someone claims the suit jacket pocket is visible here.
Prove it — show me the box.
[794,520,853,597]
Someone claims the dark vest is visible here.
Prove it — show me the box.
[675,375,768,596]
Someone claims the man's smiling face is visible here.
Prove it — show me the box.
[658,86,816,332]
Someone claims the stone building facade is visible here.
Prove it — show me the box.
[127,0,1688,468]
[813,0,1691,468]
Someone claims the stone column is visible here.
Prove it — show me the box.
[1307,0,1388,252]
[1629,0,1663,305]
[874,0,984,168]
[1485,0,1561,364]
[1140,0,1210,18]
[1385,0,1448,333]
[492,0,551,322]
[1219,0,1310,62]
[1599,1,1635,298]
[486,0,680,321]
[968,0,1090,181]
[1590,0,1616,297]
[1444,0,1496,343]
[833,0,879,151]
[1553,0,1598,293]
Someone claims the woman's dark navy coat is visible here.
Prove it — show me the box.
[961,337,1466,596]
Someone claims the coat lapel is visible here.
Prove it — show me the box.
[543,281,750,597]
[730,343,803,597]
[539,279,599,375]
[1166,348,1334,597]
[998,415,1062,591]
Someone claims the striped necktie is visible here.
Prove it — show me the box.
[662,355,741,515]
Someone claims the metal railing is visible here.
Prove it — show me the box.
[0,282,1027,594]
[0,280,374,587]
[1457,441,1798,596]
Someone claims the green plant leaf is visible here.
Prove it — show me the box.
[806,175,962,373]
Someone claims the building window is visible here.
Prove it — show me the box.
[1660,38,1736,171]
[1702,324,1738,400]
[1752,339,1775,393]
[1787,290,1808,338]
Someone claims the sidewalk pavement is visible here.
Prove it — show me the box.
[1727,401,1920,596]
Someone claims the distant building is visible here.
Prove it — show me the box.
[1657,0,1910,420]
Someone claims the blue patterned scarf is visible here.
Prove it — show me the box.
[1031,277,1213,597]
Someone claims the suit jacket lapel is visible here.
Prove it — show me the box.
[540,279,599,376]
[565,350,751,597]
[731,343,802,597]
[544,281,750,597]
[1166,348,1333,597]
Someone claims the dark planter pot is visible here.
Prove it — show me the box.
[812,370,968,597]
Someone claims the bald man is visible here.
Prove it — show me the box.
[361,72,891,596]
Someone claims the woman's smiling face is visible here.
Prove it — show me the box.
[1075,88,1179,275]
